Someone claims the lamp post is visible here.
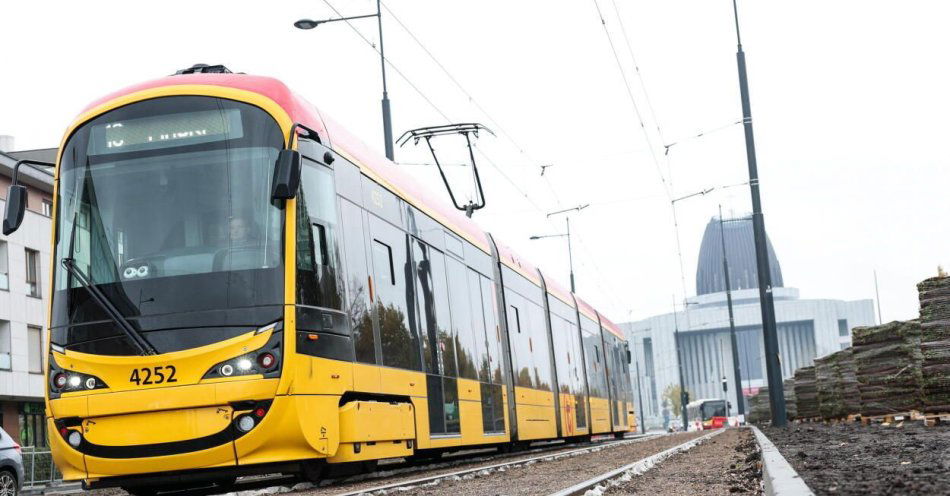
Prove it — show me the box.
[530,204,589,293]
[295,0,394,161]
[730,0,786,426]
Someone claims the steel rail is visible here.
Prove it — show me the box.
[546,428,726,496]
[331,433,664,496]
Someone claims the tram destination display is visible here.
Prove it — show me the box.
[88,108,243,155]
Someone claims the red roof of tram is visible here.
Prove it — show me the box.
[79,73,625,340]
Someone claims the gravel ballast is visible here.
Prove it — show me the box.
[604,428,762,495]
[369,431,706,496]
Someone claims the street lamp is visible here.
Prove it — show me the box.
[667,188,711,432]
[294,0,395,161]
[529,204,589,293]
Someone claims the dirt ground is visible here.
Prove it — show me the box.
[605,428,762,495]
[382,432,705,496]
[761,422,950,495]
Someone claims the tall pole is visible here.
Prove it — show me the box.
[671,295,688,431]
[566,217,576,293]
[719,206,745,419]
[732,0,786,426]
[873,270,883,324]
[377,0,394,161]
[634,353,646,434]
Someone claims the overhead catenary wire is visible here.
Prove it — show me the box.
[590,0,697,326]
[319,0,628,316]
[609,0,668,147]
[318,0,544,211]
[377,1,631,313]
[589,0,671,201]
[663,119,744,153]
[378,0,563,207]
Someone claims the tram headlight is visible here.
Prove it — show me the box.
[202,323,282,380]
[236,415,256,433]
[67,431,82,448]
[48,357,108,395]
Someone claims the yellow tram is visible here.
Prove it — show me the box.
[2,66,637,493]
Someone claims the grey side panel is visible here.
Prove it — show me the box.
[537,270,562,438]
[486,233,518,441]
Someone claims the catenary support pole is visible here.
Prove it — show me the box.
[719,206,745,419]
[566,217,576,293]
[634,349,647,434]
[671,295,689,431]
[732,0,786,426]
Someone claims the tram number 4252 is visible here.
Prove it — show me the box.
[129,366,178,385]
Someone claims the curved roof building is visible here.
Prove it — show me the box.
[623,213,875,429]
[695,216,783,296]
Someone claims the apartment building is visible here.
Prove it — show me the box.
[0,139,55,447]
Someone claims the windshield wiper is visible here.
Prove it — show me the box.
[61,258,157,356]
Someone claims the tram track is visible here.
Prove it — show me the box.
[103,433,658,496]
[547,429,725,496]
[310,433,662,496]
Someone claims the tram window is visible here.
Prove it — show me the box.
[507,296,534,388]
[370,220,421,371]
[583,326,605,398]
[480,275,503,384]
[480,383,494,432]
[528,302,552,391]
[443,377,460,434]
[446,257,477,379]
[427,374,446,434]
[467,269,489,382]
[551,315,572,396]
[373,241,394,285]
[340,201,376,364]
[429,246,456,377]
[414,239,442,375]
[296,162,342,310]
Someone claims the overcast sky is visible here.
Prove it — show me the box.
[2,0,947,324]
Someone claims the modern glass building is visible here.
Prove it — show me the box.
[623,216,875,429]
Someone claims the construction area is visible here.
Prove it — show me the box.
[743,274,950,494]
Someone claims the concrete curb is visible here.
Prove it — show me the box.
[751,426,814,496]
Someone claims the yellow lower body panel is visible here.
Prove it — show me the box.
[328,400,415,463]
[558,393,589,437]
[234,395,339,466]
[47,418,85,481]
[328,439,412,463]
[590,397,611,434]
[514,386,556,440]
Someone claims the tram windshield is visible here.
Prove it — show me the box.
[50,96,286,355]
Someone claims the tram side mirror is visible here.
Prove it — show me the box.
[626,346,632,364]
[2,185,27,235]
[271,150,301,200]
